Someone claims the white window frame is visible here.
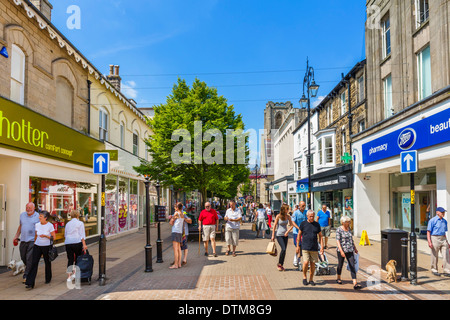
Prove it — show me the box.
[382,15,391,59]
[341,129,346,156]
[120,121,125,149]
[417,45,432,100]
[357,75,365,103]
[383,75,393,119]
[415,0,429,28]
[10,44,25,105]
[99,108,109,141]
[133,130,139,156]
[340,92,346,116]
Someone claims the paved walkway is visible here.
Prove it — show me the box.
[0,222,449,300]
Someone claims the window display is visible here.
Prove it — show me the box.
[29,177,98,245]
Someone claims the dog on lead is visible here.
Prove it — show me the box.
[386,260,397,283]
[7,259,25,276]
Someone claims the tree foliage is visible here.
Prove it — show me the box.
[134,78,250,204]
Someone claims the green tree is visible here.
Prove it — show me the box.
[134,78,250,205]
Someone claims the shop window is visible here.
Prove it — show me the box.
[417,45,432,101]
[118,177,129,232]
[29,177,98,245]
[105,174,118,236]
[130,180,138,229]
[10,44,25,105]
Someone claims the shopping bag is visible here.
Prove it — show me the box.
[266,241,277,256]
[252,223,256,232]
[347,253,359,273]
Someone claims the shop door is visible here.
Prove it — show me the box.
[0,185,5,266]
[416,191,435,238]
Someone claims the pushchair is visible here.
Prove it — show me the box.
[314,245,331,276]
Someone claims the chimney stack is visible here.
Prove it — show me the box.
[30,0,53,21]
[106,64,122,92]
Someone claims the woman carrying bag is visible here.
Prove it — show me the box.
[65,210,88,281]
[271,204,299,271]
[25,211,56,289]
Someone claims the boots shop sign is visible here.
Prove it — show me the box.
[0,97,104,167]
[362,104,450,164]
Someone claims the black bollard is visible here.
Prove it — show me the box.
[401,237,409,281]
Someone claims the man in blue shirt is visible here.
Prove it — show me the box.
[13,203,40,283]
[316,204,332,249]
[427,207,449,276]
[292,201,307,267]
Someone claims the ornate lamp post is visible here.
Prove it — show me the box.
[156,180,163,263]
[143,175,153,273]
[299,58,320,210]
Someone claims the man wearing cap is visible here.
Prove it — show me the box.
[427,207,450,276]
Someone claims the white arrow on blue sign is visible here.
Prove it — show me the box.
[400,150,418,174]
[93,152,110,175]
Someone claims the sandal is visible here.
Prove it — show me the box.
[336,279,343,285]
[354,284,362,290]
[225,250,230,256]
[232,252,237,257]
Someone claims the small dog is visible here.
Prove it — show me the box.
[7,259,25,276]
[386,260,397,283]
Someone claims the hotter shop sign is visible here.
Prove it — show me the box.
[362,106,450,164]
[0,96,104,167]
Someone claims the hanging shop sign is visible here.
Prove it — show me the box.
[0,96,104,167]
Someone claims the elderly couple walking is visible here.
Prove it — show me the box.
[198,200,242,257]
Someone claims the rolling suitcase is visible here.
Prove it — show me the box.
[76,250,94,285]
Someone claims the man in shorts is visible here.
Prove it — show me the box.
[297,210,324,286]
[198,202,219,257]
[316,204,332,249]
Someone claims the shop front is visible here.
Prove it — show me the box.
[311,164,353,228]
[0,96,104,265]
[295,178,309,207]
[352,97,450,238]
[288,182,297,210]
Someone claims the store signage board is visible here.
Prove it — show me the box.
[0,97,105,167]
[401,151,418,174]
[362,107,450,164]
[93,153,110,175]
[155,205,166,222]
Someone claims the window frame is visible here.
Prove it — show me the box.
[415,0,429,28]
[10,44,26,105]
[132,130,139,156]
[99,108,109,141]
[383,74,393,119]
[417,45,432,101]
[382,15,391,59]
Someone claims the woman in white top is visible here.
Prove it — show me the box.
[169,202,187,269]
[65,210,87,277]
[25,211,56,289]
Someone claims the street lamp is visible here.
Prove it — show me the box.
[155,180,163,263]
[254,164,259,203]
[143,175,153,273]
[300,58,320,210]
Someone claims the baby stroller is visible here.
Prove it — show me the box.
[314,245,331,276]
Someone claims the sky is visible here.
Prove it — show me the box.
[50,0,367,165]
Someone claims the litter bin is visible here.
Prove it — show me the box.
[381,229,408,272]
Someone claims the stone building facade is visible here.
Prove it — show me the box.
[0,0,156,265]
[352,0,450,238]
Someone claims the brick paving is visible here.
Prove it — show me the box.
[0,222,449,300]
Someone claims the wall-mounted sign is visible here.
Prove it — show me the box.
[0,47,8,58]
[155,205,166,222]
[0,96,104,167]
[362,106,450,164]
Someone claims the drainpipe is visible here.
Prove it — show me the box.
[87,79,92,135]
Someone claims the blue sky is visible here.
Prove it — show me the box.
[50,0,367,164]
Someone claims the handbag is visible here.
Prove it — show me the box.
[252,222,257,232]
[48,238,58,262]
[266,241,277,256]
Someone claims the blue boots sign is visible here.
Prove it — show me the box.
[362,107,450,164]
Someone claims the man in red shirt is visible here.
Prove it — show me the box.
[198,202,219,257]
